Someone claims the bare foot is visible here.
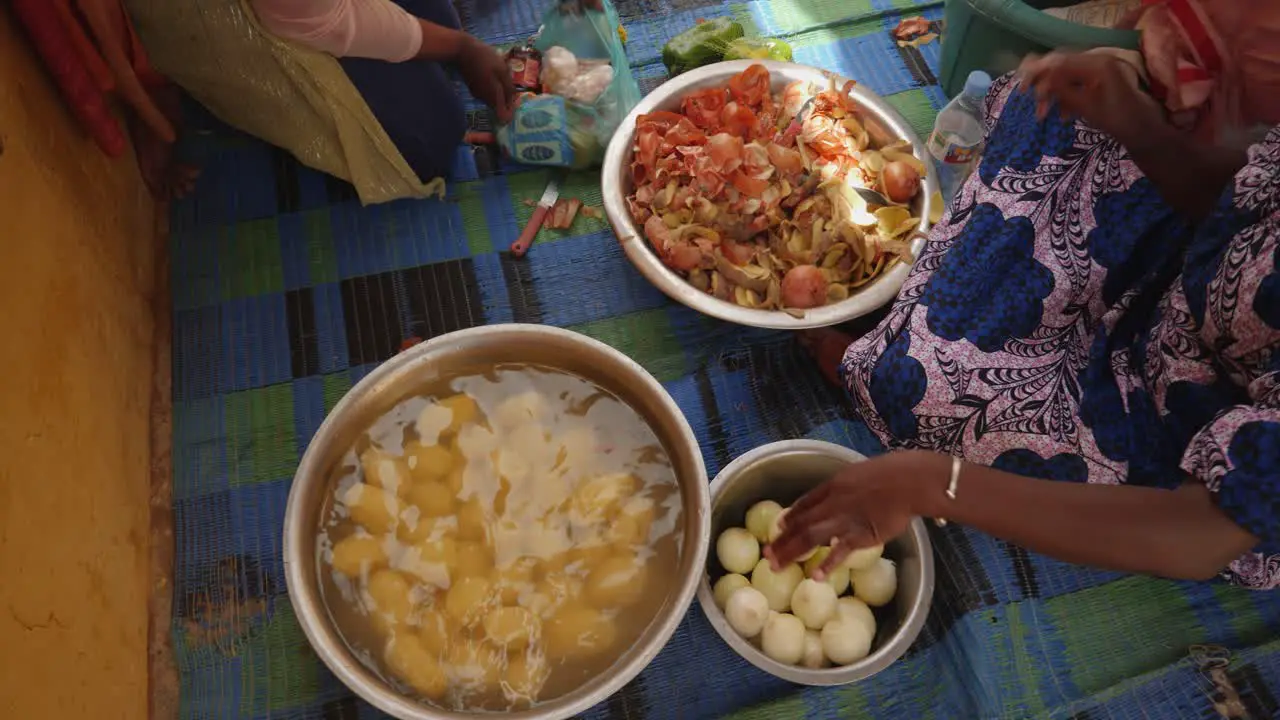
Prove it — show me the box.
[796,328,853,388]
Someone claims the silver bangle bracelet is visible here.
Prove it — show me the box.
[934,455,961,527]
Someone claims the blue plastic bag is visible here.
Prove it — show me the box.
[498,0,641,169]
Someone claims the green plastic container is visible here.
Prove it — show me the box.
[939,0,1139,97]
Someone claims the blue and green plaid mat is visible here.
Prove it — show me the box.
[169,0,1280,717]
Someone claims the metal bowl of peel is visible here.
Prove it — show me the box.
[696,440,935,685]
[601,60,940,330]
[283,324,711,720]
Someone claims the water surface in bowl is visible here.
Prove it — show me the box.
[314,364,684,712]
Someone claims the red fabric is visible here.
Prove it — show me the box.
[11,0,127,156]
[1132,1,1280,137]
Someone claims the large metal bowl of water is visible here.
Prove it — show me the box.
[283,324,711,720]
[601,60,940,330]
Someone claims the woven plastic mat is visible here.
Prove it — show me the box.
[168,0,1280,717]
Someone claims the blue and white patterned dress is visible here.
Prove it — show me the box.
[841,75,1280,589]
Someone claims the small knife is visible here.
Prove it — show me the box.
[510,176,560,258]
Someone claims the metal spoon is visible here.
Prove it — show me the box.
[851,186,892,206]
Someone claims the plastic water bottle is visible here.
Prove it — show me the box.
[928,70,992,205]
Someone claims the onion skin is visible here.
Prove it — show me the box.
[882,161,920,204]
[721,238,757,266]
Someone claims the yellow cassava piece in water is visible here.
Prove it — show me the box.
[407,479,455,518]
[571,472,638,522]
[607,495,656,548]
[504,651,550,702]
[494,557,538,605]
[584,552,647,608]
[437,394,480,432]
[454,541,494,580]
[483,606,540,650]
[341,483,403,534]
[544,602,617,658]
[361,448,411,497]
[366,569,415,634]
[405,440,454,480]
[527,572,581,619]
[417,606,455,655]
[385,632,448,699]
[330,534,388,578]
[456,497,490,543]
[416,533,458,567]
[445,575,495,628]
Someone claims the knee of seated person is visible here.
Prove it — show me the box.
[403,103,468,182]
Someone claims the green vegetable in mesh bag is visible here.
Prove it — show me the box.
[723,37,793,62]
[661,18,745,76]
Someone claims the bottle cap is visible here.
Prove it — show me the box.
[964,70,992,99]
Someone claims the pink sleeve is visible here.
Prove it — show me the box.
[251,0,425,63]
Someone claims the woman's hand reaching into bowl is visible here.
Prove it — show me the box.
[767,448,1260,583]
[765,453,922,580]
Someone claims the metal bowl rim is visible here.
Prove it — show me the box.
[283,323,712,720]
[601,60,940,330]
[695,439,935,685]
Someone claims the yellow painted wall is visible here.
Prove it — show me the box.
[0,9,159,719]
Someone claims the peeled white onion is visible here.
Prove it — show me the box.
[751,558,804,612]
[802,547,851,595]
[790,579,838,630]
[724,586,769,639]
[851,558,898,607]
[760,612,806,664]
[713,573,751,610]
[836,596,877,639]
[821,618,873,665]
[716,527,760,575]
[766,507,815,561]
[824,566,851,596]
[744,500,784,543]
[800,629,828,669]
[766,507,788,543]
[840,542,884,571]
[802,546,830,575]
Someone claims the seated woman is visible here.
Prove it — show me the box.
[769,5,1280,589]
[252,0,515,184]
[124,0,526,203]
